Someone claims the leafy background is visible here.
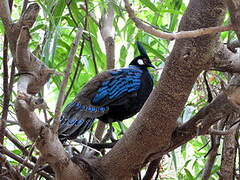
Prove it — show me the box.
[0,0,235,179]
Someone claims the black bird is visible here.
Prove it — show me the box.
[58,42,154,142]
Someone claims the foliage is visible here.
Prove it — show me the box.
[0,0,237,179]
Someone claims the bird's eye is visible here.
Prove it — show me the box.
[137,59,144,65]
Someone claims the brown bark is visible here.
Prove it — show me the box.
[202,120,225,180]
[95,0,227,179]
[2,0,240,179]
[219,114,239,180]
[95,2,116,141]
[0,1,90,179]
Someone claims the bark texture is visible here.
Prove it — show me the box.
[219,115,239,179]
[3,0,240,179]
[95,0,226,179]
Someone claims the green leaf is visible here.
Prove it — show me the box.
[69,0,83,26]
[140,0,159,12]
[184,168,194,180]
[52,0,66,25]
[119,45,127,67]
[171,150,178,172]
[181,144,187,159]
[141,42,165,60]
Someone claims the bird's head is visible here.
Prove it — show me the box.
[129,42,155,69]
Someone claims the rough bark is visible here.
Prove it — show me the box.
[201,120,225,180]
[219,115,239,180]
[2,0,240,179]
[95,0,226,179]
[0,1,90,179]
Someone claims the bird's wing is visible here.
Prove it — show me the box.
[91,67,143,106]
[58,67,143,140]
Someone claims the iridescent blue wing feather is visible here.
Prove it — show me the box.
[92,66,143,105]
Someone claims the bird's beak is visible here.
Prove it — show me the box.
[149,64,157,69]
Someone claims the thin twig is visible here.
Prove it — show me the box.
[123,0,234,40]
[63,12,88,104]
[0,0,13,174]
[0,0,13,146]
[63,39,85,105]
[0,146,53,179]
[202,119,226,180]
[85,0,98,74]
[0,153,24,180]
[209,121,240,135]
[5,130,31,158]
[19,137,38,173]
[0,35,9,145]
[52,28,83,132]
[80,4,99,26]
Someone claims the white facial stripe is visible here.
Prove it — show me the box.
[137,59,144,65]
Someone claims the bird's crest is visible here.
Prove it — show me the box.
[136,41,149,58]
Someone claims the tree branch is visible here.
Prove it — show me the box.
[100,1,115,69]
[224,0,240,40]
[124,0,232,40]
[0,2,92,179]
[202,120,225,180]
[52,28,83,132]
[95,0,227,178]
[219,115,239,179]
[0,145,52,179]
[146,74,240,162]
[95,0,116,143]
[212,44,240,73]
[0,153,24,180]
[143,158,161,180]
[0,0,12,27]
[208,121,239,135]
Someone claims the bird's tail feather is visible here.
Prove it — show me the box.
[58,116,95,143]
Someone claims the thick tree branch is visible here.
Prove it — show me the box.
[212,44,240,73]
[16,26,54,95]
[0,2,92,179]
[124,0,232,40]
[146,74,240,163]
[14,27,89,180]
[95,0,227,178]
[15,97,89,180]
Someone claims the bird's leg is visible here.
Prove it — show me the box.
[109,122,117,142]
[101,119,117,143]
